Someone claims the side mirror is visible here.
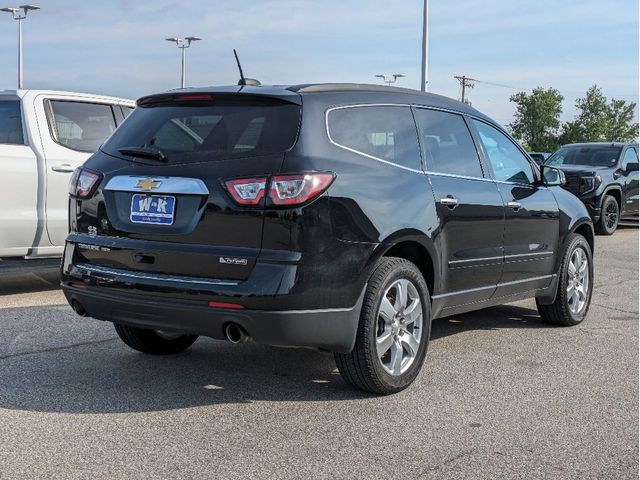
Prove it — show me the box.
[626,162,639,173]
[541,165,565,186]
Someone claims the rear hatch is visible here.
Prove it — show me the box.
[73,91,301,281]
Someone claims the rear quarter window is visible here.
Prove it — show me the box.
[0,100,25,145]
[327,105,421,170]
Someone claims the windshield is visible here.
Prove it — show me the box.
[545,146,622,167]
[0,100,24,145]
[101,96,301,164]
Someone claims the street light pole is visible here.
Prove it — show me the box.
[421,0,429,92]
[375,74,406,86]
[166,36,201,88]
[1,4,40,89]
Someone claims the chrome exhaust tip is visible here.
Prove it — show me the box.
[224,323,248,344]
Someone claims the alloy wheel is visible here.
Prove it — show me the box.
[605,201,618,230]
[566,246,589,315]
[376,278,423,376]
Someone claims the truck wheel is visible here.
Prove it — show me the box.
[536,233,593,326]
[335,257,431,395]
[114,324,198,355]
[596,195,619,235]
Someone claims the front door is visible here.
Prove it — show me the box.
[413,107,505,306]
[471,119,560,298]
[620,147,639,216]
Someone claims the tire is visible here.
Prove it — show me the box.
[595,195,619,235]
[334,257,431,395]
[536,233,593,326]
[114,324,198,355]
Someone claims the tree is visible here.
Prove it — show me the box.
[606,98,638,142]
[560,85,638,144]
[509,87,564,151]
[573,85,610,142]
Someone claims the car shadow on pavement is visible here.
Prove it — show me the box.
[0,303,554,414]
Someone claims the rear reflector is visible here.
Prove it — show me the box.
[208,301,245,310]
[70,282,88,289]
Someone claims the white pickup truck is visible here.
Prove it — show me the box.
[0,89,135,260]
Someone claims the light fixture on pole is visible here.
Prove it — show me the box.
[165,36,201,88]
[375,74,405,86]
[1,4,40,89]
[421,0,429,92]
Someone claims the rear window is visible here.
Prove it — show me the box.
[0,100,24,145]
[49,100,117,152]
[102,97,301,164]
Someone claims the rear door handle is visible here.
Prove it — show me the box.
[51,164,75,173]
[440,197,459,209]
[507,201,522,211]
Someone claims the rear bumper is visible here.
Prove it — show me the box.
[61,275,364,353]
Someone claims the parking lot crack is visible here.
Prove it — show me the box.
[0,337,117,361]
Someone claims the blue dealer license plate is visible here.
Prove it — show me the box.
[130,194,176,225]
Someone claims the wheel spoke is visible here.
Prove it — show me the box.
[566,282,575,296]
[400,331,420,356]
[379,296,396,324]
[578,258,587,275]
[376,330,394,358]
[568,259,577,276]
[390,341,403,375]
[394,279,409,311]
[403,299,422,325]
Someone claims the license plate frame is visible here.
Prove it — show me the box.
[130,194,176,226]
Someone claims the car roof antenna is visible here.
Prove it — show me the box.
[233,49,261,87]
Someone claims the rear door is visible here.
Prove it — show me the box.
[0,97,38,257]
[75,94,301,281]
[414,107,504,306]
[39,97,120,246]
[470,119,559,297]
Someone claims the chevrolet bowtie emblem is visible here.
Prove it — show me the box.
[135,178,161,191]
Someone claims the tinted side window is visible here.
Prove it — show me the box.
[472,120,534,184]
[49,101,117,152]
[621,147,639,170]
[413,108,482,178]
[0,100,24,145]
[327,106,421,170]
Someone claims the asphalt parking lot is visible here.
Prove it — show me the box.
[0,229,637,479]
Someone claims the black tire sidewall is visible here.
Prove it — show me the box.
[599,195,619,235]
[365,260,431,391]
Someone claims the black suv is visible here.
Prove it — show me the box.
[62,84,595,394]
[545,142,639,234]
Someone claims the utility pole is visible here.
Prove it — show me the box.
[421,0,429,92]
[1,4,40,89]
[454,75,477,105]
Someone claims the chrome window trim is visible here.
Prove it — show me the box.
[74,263,239,286]
[104,176,210,195]
[432,274,554,299]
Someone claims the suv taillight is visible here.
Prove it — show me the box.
[69,168,101,199]
[224,173,335,207]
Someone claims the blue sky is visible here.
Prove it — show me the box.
[0,0,637,127]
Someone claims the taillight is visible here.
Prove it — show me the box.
[269,173,335,206]
[224,173,335,207]
[70,168,101,199]
[224,177,267,205]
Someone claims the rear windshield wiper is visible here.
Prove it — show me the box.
[117,146,168,162]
